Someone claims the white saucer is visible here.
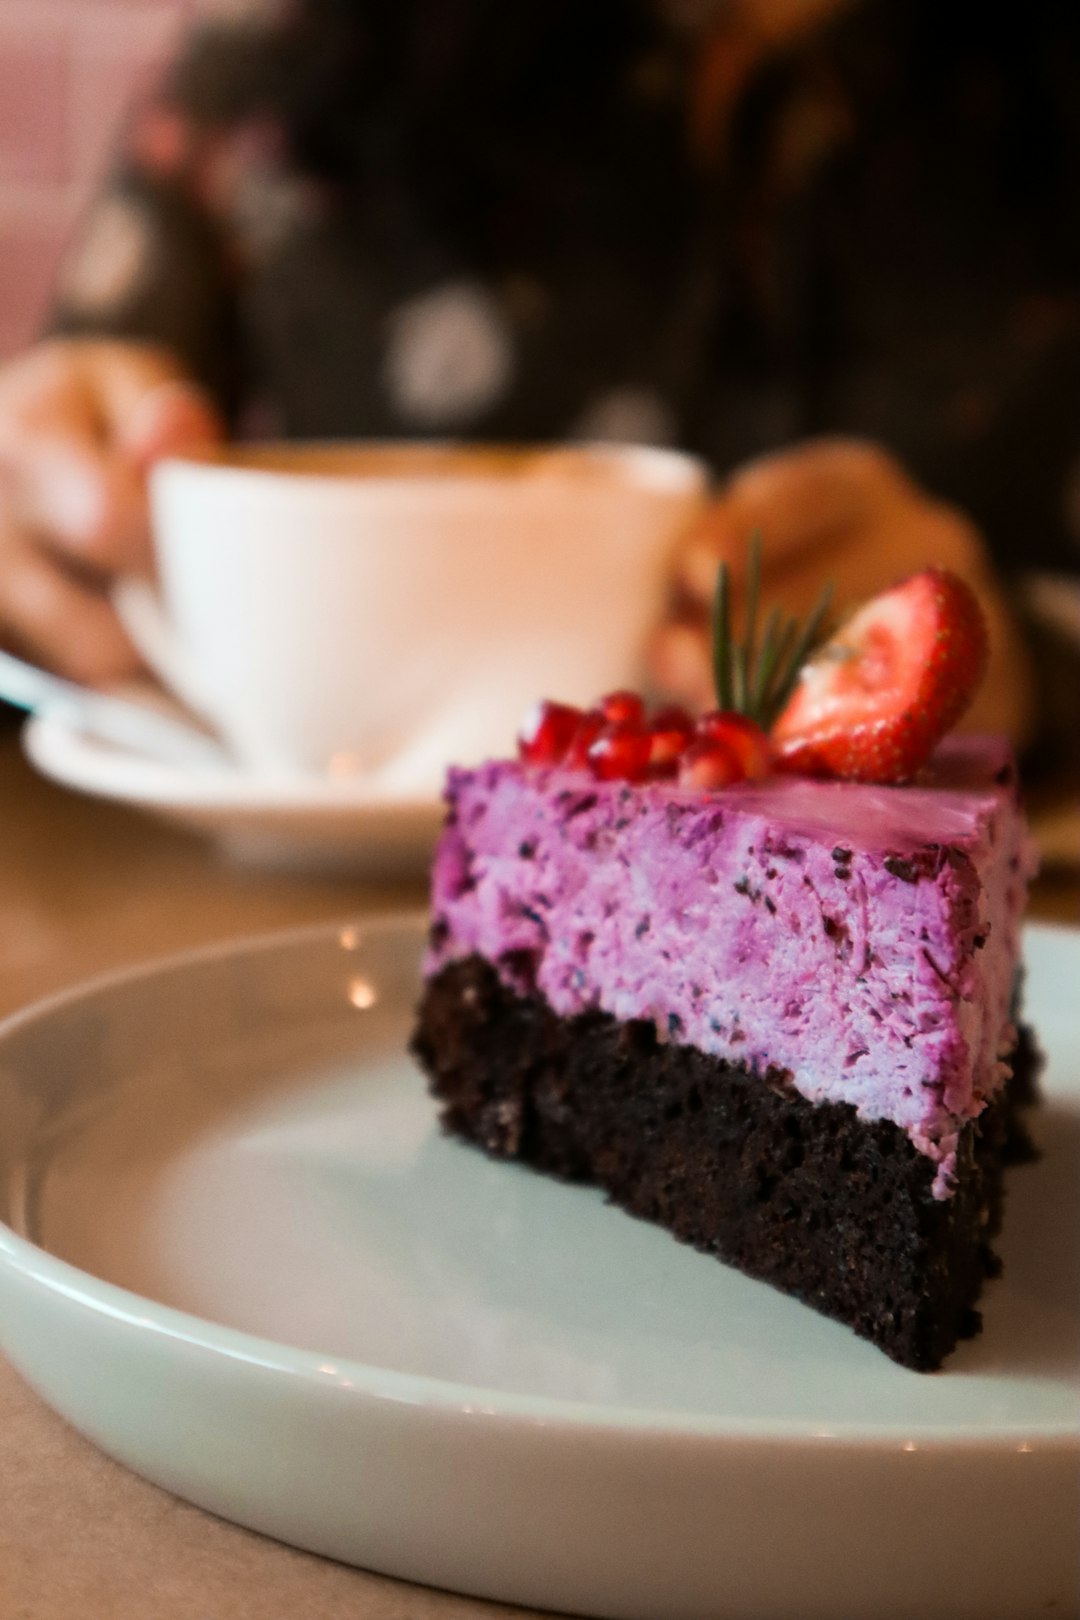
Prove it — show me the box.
[0,915,1075,1620]
[22,712,443,874]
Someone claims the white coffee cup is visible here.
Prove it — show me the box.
[119,441,707,787]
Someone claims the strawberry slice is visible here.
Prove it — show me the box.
[770,569,988,784]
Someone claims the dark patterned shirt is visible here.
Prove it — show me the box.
[52,0,1080,595]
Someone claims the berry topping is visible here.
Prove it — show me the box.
[652,703,695,733]
[588,726,653,782]
[515,691,765,788]
[518,699,581,765]
[599,689,646,727]
[678,738,742,790]
[647,705,695,772]
[566,709,605,768]
[695,711,773,779]
[770,568,989,784]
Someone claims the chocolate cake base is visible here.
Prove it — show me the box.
[412,955,1040,1371]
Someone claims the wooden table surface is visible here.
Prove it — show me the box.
[0,728,1074,1619]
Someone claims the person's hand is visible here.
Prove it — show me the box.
[650,438,1033,745]
[0,338,224,686]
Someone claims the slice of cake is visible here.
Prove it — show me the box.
[411,564,1040,1369]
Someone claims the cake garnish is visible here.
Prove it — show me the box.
[769,567,989,784]
[517,690,782,787]
[517,535,834,786]
[518,694,696,783]
[517,544,986,790]
[711,532,833,730]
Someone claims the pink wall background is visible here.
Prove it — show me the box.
[0,0,207,359]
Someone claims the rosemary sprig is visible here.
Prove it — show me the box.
[711,533,833,729]
[766,581,834,720]
[711,556,733,711]
[749,604,783,716]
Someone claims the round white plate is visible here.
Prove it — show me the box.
[22,712,442,873]
[0,917,1075,1620]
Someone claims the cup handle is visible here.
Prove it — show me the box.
[113,578,214,718]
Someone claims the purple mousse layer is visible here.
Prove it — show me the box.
[425,736,1036,1197]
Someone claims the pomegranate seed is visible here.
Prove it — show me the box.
[588,726,653,781]
[647,704,695,772]
[678,737,744,790]
[566,709,605,767]
[518,699,581,765]
[599,689,646,727]
[696,711,773,779]
[647,733,685,774]
[651,704,694,733]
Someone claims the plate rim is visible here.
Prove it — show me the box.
[0,912,1076,1449]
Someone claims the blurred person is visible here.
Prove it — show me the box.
[1,0,1078,751]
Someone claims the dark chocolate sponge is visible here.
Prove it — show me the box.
[412,955,1039,1371]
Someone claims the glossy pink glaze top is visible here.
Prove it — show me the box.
[426,736,1036,1196]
